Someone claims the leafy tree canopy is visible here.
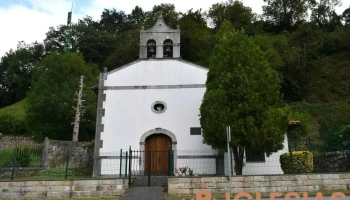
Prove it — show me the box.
[25,53,98,141]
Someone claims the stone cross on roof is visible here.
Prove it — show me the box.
[158,10,163,19]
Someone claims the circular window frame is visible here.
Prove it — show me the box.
[151,101,167,114]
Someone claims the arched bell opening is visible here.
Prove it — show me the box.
[147,39,156,58]
[163,39,173,58]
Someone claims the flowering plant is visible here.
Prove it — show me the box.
[179,167,188,173]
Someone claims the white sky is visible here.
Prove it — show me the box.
[0,0,349,58]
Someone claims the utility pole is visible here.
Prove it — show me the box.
[72,75,85,144]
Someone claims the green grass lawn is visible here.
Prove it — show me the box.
[0,168,93,181]
[0,99,26,120]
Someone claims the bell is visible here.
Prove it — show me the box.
[149,47,155,53]
[165,47,171,53]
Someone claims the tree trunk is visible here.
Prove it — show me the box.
[72,75,84,145]
[232,146,244,175]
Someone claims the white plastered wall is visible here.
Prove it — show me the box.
[99,60,289,175]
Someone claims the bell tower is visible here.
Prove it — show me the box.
[139,11,180,59]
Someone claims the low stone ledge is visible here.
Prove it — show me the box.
[168,173,350,195]
[0,178,128,199]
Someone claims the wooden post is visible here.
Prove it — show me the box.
[72,75,84,144]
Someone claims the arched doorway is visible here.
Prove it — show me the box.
[144,134,172,174]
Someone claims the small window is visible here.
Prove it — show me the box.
[151,101,167,114]
[190,127,201,135]
[245,149,265,162]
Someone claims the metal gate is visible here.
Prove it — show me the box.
[128,148,174,186]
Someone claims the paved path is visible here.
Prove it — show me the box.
[121,186,166,200]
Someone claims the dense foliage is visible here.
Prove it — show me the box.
[0,0,349,147]
[326,125,350,151]
[0,114,26,136]
[25,54,98,141]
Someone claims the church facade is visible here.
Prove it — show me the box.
[93,14,289,177]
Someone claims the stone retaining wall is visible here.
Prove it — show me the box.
[314,151,350,173]
[0,179,128,199]
[168,173,350,195]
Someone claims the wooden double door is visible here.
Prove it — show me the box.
[144,134,172,175]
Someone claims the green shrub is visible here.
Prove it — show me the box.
[280,151,313,174]
[15,147,31,167]
[0,150,14,167]
[0,147,32,167]
[0,114,26,135]
[326,125,350,151]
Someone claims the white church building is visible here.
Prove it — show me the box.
[92,14,289,177]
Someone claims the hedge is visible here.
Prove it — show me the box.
[280,151,313,174]
[0,114,26,135]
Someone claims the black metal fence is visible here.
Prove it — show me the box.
[1,138,348,184]
[0,138,43,180]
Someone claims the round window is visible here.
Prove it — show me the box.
[151,101,167,114]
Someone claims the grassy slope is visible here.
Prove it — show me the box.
[0,99,26,120]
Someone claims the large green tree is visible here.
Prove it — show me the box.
[208,0,254,31]
[263,0,314,32]
[25,53,98,141]
[177,9,216,66]
[311,0,342,31]
[200,22,288,175]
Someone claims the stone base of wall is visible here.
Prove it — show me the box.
[168,173,350,195]
[0,179,128,199]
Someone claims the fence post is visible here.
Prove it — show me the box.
[148,150,151,187]
[308,136,312,150]
[125,151,128,178]
[168,146,174,176]
[65,149,70,179]
[289,146,294,174]
[42,137,49,169]
[10,151,17,180]
[230,148,234,176]
[128,146,132,187]
[119,149,122,178]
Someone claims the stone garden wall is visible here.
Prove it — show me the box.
[0,136,94,169]
[42,138,94,169]
[0,179,128,199]
[168,173,350,195]
[0,136,41,150]
[313,150,350,173]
